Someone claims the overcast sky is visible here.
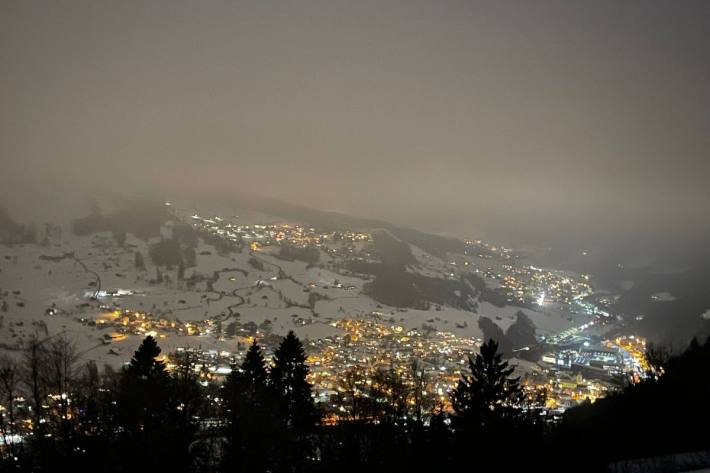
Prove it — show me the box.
[2,0,709,247]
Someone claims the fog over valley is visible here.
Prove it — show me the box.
[2,1,709,249]
[1,2,710,471]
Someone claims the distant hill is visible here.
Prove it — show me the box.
[66,195,510,313]
[72,200,168,240]
[0,206,36,244]
[226,194,465,258]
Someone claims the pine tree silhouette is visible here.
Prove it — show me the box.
[223,340,278,472]
[270,331,318,430]
[116,336,174,471]
[269,331,319,470]
[450,338,527,468]
[127,335,166,379]
[232,339,268,392]
[451,338,523,422]
[134,250,145,270]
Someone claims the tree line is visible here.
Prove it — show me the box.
[0,330,708,472]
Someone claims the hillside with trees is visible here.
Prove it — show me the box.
[1,331,705,472]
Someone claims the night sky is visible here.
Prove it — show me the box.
[2,0,709,248]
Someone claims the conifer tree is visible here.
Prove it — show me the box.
[451,338,523,429]
[450,338,528,469]
[134,251,145,270]
[240,339,268,389]
[269,331,319,470]
[506,310,536,351]
[127,335,166,379]
[223,340,277,472]
[270,331,318,431]
[115,336,173,471]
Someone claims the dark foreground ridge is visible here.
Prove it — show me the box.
[1,330,709,472]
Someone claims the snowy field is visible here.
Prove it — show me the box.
[0,223,591,369]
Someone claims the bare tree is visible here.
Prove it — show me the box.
[21,335,50,466]
[371,366,411,425]
[338,368,372,422]
[646,343,670,379]
[43,334,79,445]
[409,359,433,425]
[19,333,79,466]
[0,355,20,462]
[75,361,103,437]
